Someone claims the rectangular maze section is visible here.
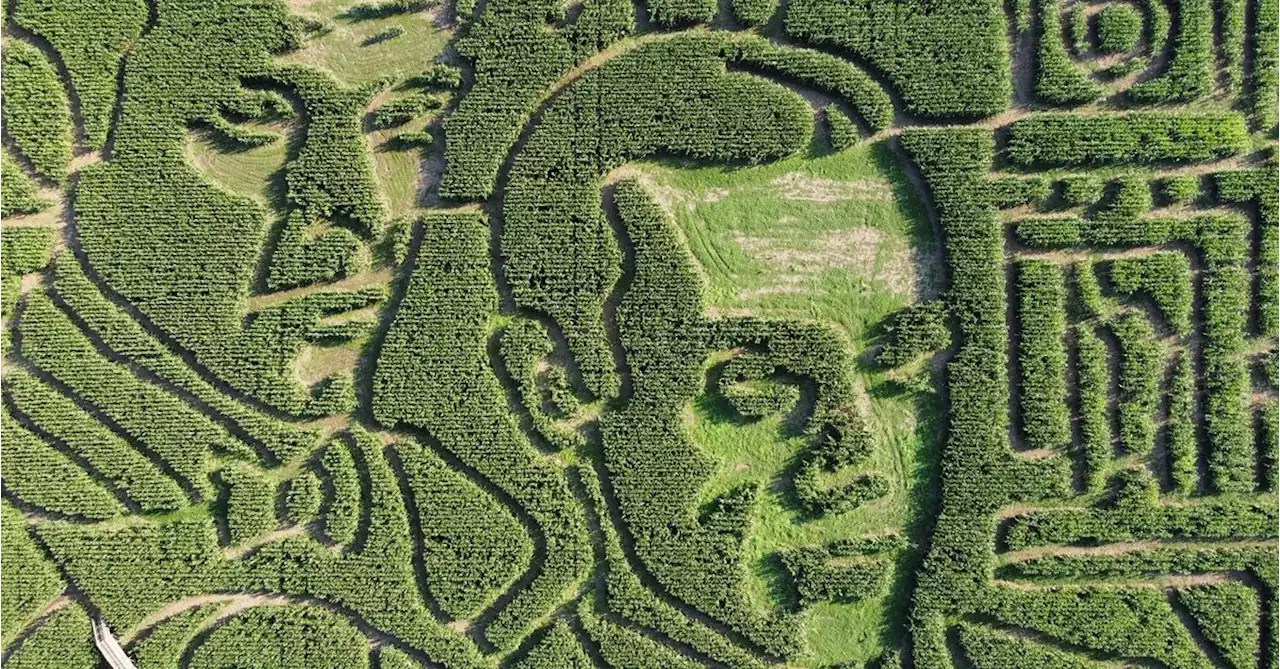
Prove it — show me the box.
[1002,124,1276,497]
[903,118,1278,669]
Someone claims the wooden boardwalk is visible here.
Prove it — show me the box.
[92,617,137,669]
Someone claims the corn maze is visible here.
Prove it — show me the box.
[0,0,1276,664]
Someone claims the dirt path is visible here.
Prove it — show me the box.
[999,538,1276,564]
[244,269,394,311]
[121,593,288,644]
[222,525,309,559]
[995,572,1235,589]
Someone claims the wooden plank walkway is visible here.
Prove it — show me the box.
[92,617,137,669]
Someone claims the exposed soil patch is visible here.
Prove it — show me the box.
[293,345,359,386]
[603,166,689,214]
[18,273,45,295]
[737,273,810,299]
[769,172,893,203]
[704,305,754,319]
[733,224,916,297]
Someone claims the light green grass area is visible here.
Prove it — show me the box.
[282,0,452,221]
[185,112,428,223]
[187,2,452,221]
[284,1,454,87]
[628,139,939,665]
[285,0,455,220]
[371,135,427,220]
[282,0,453,221]
[186,125,290,209]
[367,94,435,220]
